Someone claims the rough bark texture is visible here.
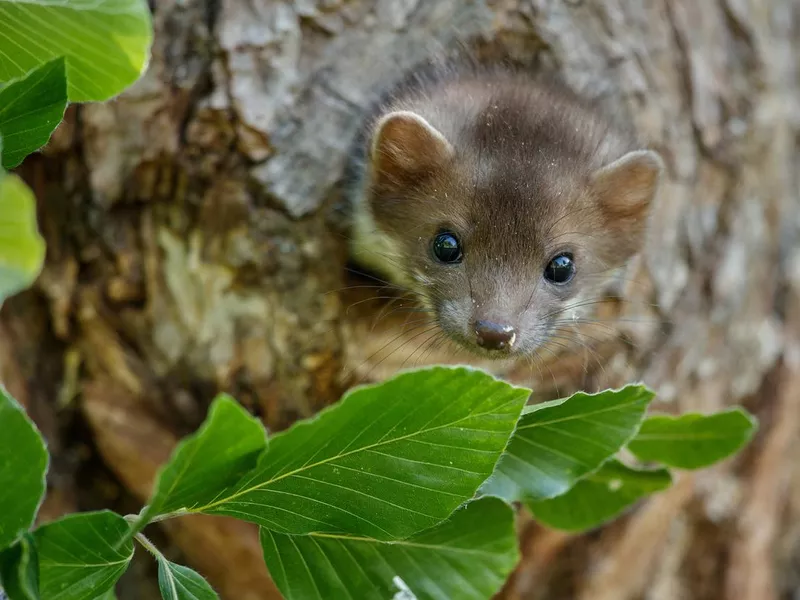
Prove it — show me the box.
[2,0,799,598]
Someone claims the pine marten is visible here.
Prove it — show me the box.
[343,55,663,360]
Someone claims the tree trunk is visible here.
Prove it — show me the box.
[2,1,798,599]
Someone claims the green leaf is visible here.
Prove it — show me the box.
[0,0,153,102]
[198,366,529,541]
[135,395,267,530]
[157,559,218,600]
[35,511,133,600]
[527,460,672,532]
[0,533,39,600]
[261,497,519,600]
[627,408,757,469]
[0,58,68,169]
[482,385,654,502]
[0,168,46,304]
[0,387,48,550]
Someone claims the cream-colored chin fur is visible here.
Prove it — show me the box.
[349,193,414,288]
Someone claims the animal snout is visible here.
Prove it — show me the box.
[474,320,516,351]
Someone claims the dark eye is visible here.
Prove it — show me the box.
[432,231,463,264]
[544,253,575,284]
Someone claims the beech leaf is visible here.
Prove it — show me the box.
[0,386,48,550]
[0,0,153,102]
[0,58,67,169]
[0,533,39,600]
[35,511,133,600]
[261,497,519,600]
[527,459,672,532]
[0,165,46,305]
[627,408,757,469]
[482,385,654,501]
[197,366,529,541]
[135,395,267,530]
[157,558,218,600]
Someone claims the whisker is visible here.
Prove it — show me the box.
[417,333,451,366]
[532,344,563,397]
[401,330,443,371]
[341,319,438,384]
[344,266,406,290]
[325,284,408,296]
[542,336,596,390]
[370,295,410,330]
[539,297,662,322]
[344,295,419,316]
[358,324,443,383]
[368,289,435,329]
[549,318,671,347]
[544,330,609,379]
[548,317,668,326]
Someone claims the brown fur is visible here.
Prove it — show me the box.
[348,62,663,358]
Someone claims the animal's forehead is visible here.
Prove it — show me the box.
[445,149,587,245]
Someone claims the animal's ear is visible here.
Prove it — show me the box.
[590,150,664,220]
[589,150,664,263]
[369,111,454,186]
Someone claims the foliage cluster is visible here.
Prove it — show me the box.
[0,370,756,600]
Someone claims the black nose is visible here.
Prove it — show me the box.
[475,320,516,351]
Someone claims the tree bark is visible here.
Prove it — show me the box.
[2,0,799,598]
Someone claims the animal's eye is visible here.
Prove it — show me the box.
[544,253,575,284]
[431,231,463,264]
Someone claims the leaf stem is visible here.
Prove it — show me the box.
[134,532,189,600]
[123,509,188,526]
[133,532,163,559]
[150,511,189,523]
